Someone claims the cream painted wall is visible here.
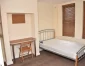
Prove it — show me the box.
[54,0,85,43]
[38,2,54,30]
[1,0,39,65]
[38,1,85,42]
[75,0,83,39]
[7,14,35,58]
[7,14,33,40]
[53,5,58,37]
[55,1,75,37]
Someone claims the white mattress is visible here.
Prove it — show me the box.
[40,38,85,60]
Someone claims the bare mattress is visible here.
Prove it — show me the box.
[40,38,85,60]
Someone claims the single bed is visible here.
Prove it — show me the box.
[39,29,85,66]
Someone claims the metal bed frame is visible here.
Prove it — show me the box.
[39,29,85,66]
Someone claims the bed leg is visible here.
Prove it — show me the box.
[75,55,78,66]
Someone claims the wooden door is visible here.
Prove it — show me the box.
[62,3,75,37]
[83,1,85,39]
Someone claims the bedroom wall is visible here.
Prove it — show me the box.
[54,1,75,37]
[0,8,6,61]
[7,14,33,40]
[38,0,85,44]
[0,0,39,65]
[54,0,85,44]
[7,13,35,59]
[38,2,54,30]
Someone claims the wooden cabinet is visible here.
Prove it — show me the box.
[62,3,75,37]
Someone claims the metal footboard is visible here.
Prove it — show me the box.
[75,46,85,66]
[77,46,85,59]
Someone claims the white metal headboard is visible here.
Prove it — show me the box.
[39,29,55,41]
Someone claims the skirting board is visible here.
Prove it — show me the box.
[7,53,40,65]
[7,61,13,65]
[36,52,40,56]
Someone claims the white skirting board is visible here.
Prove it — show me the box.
[0,39,4,66]
[7,61,13,65]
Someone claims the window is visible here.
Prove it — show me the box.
[62,3,75,37]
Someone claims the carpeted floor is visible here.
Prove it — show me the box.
[9,51,85,66]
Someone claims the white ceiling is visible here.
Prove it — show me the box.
[38,0,74,4]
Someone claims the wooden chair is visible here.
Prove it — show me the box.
[19,41,33,62]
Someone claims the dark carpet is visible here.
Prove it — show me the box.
[9,51,85,66]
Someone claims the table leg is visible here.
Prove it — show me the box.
[12,45,16,63]
[34,40,36,57]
